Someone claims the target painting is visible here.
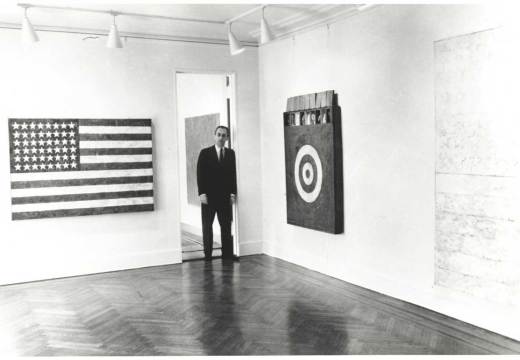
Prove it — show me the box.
[284,123,343,233]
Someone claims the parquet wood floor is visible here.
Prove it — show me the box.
[0,254,518,355]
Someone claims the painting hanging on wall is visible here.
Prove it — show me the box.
[284,90,343,234]
[185,113,219,206]
[8,118,154,220]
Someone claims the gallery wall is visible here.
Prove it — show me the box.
[0,29,261,285]
[258,4,520,339]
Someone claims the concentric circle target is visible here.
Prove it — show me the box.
[294,144,322,203]
[302,162,314,185]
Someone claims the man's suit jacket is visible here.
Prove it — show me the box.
[197,146,237,205]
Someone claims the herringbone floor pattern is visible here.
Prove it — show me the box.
[0,255,518,355]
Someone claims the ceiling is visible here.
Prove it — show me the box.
[0,2,363,45]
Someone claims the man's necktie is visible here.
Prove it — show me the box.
[219,148,223,162]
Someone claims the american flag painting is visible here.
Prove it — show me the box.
[8,118,154,220]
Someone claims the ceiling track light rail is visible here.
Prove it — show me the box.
[15,3,374,52]
[17,3,228,25]
[17,2,271,51]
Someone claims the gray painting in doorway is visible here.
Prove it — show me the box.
[185,113,219,205]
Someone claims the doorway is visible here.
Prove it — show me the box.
[175,71,239,261]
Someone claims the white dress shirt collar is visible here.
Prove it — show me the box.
[215,145,225,154]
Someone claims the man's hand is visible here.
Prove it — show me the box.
[230,194,236,204]
[200,194,208,205]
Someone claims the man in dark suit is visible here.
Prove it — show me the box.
[197,125,237,261]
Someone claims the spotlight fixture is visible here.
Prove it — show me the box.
[21,5,39,43]
[106,12,123,48]
[227,23,245,55]
[260,7,274,44]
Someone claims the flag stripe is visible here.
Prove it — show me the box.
[10,168,153,182]
[79,119,151,127]
[12,196,154,212]
[81,154,153,163]
[80,162,153,171]
[12,183,153,197]
[80,140,152,148]
[12,204,154,220]
[80,148,152,156]
[11,176,153,189]
[79,126,151,134]
[12,190,154,205]
[79,133,152,141]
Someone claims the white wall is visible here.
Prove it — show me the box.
[259,4,520,339]
[0,29,261,285]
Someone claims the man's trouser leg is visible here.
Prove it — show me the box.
[216,201,233,259]
[201,203,216,260]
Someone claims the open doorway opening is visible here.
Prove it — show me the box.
[175,71,239,261]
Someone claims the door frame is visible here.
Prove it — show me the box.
[173,68,241,259]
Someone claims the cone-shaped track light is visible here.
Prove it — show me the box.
[227,23,245,56]
[106,13,123,48]
[260,8,273,44]
[21,7,39,43]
